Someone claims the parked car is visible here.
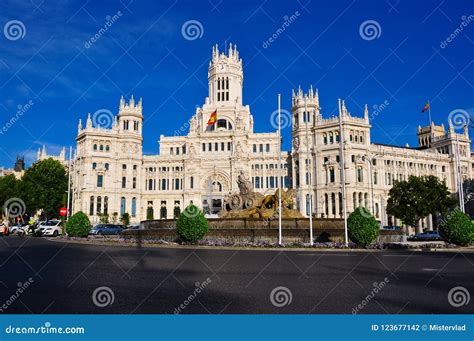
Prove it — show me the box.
[382,225,401,231]
[38,220,62,237]
[90,224,125,235]
[126,224,140,230]
[408,230,444,241]
[9,223,29,234]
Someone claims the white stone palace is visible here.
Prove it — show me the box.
[71,44,473,233]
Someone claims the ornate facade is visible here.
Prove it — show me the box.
[291,88,472,233]
[71,44,473,233]
[72,44,290,224]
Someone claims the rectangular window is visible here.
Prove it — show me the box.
[202,143,205,152]
[259,144,263,152]
[228,142,231,151]
[122,177,126,188]
[133,177,136,189]
[122,164,127,170]
[266,144,270,152]
[253,144,256,153]
[97,175,103,188]
[208,143,212,151]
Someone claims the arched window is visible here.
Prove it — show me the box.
[160,205,167,219]
[89,196,94,216]
[104,196,108,215]
[120,197,126,216]
[96,196,102,214]
[323,133,327,145]
[329,133,334,144]
[190,176,194,189]
[324,193,329,217]
[93,144,97,151]
[174,206,181,219]
[331,193,336,216]
[132,197,137,217]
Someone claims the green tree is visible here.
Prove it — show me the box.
[176,204,208,243]
[439,210,474,246]
[121,212,130,226]
[0,174,20,219]
[387,175,456,227]
[99,213,109,223]
[348,207,379,247]
[20,158,68,219]
[66,211,91,237]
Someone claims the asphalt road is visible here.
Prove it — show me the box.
[0,236,473,314]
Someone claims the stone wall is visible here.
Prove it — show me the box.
[120,218,398,244]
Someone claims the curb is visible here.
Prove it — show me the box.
[46,237,474,253]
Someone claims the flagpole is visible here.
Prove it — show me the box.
[278,94,282,245]
[338,99,349,247]
[428,100,432,126]
[66,146,72,220]
[304,96,313,246]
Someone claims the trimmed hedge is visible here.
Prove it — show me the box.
[348,207,379,247]
[439,209,474,246]
[66,211,91,237]
[176,204,208,243]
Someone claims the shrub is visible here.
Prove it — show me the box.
[66,211,91,237]
[439,209,474,246]
[348,207,380,247]
[121,212,130,226]
[176,204,208,243]
[99,213,109,223]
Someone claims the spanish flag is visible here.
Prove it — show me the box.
[207,110,217,125]
[421,102,430,113]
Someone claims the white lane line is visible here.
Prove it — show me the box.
[296,254,356,256]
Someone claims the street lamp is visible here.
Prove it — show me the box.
[362,153,382,216]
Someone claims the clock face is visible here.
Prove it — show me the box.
[219,63,226,71]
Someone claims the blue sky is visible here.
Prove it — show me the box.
[0,0,473,168]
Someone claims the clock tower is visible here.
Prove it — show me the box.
[208,43,243,107]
